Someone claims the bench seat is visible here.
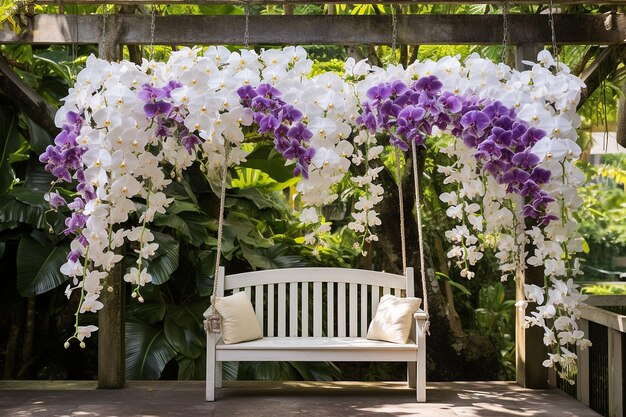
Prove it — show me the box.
[216,337,419,362]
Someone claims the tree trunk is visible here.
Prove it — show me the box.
[375,149,501,381]
[22,297,35,363]
[3,302,23,379]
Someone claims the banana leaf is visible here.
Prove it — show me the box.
[125,320,176,380]
[0,104,20,193]
[142,231,179,285]
[16,230,70,297]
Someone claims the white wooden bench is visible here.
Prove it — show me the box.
[206,266,427,402]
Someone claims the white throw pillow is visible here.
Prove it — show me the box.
[214,292,263,345]
[366,294,422,344]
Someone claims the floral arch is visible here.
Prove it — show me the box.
[40,46,589,382]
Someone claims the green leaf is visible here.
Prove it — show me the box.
[195,250,216,297]
[0,241,5,258]
[153,213,192,240]
[164,315,204,359]
[16,231,70,297]
[168,200,202,215]
[224,212,273,249]
[153,212,209,246]
[235,187,276,209]
[177,355,206,380]
[239,145,297,183]
[24,159,56,190]
[130,285,167,324]
[9,152,29,164]
[222,361,238,381]
[24,116,52,155]
[447,279,471,296]
[143,232,180,285]
[9,187,47,208]
[0,193,65,231]
[0,104,20,193]
[582,239,590,254]
[125,320,176,380]
[33,53,72,82]
[240,242,279,270]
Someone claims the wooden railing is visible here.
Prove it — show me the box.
[551,295,626,417]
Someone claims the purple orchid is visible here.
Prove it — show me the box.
[357,75,559,224]
[239,83,315,178]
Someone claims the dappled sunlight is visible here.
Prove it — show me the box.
[0,381,600,417]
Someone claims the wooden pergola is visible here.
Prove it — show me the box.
[1,0,625,394]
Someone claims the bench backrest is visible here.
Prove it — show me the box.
[216,267,414,338]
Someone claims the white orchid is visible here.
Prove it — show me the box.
[47,47,588,379]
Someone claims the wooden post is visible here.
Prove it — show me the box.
[616,80,626,148]
[514,43,549,389]
[608,328,623,417]
[97,15,125,389]
[577,319,591,406]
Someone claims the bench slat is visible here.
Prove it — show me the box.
[327,283,334,337]
[278,283,286,337]
[360,284,368,337]
[338,283,346,337]
[289,283,298,337]
[267,284,274,337]
[313,282,322,337]
[255,285,264,334]
[349,283,357,337]
[371,285,380,319]
[302,282,309,337]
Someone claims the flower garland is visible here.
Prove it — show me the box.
[40,47,589,381]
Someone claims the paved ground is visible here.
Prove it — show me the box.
[0,380,601,417]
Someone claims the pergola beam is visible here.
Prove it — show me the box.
[2,14,626,46]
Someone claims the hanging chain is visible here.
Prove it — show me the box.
[243,1,251,49]
[101,5,107,46]
[98,4,107,58]
[72,11,78,71]
[394,147,407,276]
[411,141,430,335]
[62,0,78,79]
[501,2,509,64]
[149,5,156,60]
[207,145,231,333]
[390,5,398,65]
[548,0,560,70]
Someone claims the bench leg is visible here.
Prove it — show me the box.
[407,362,416,388]
[216,361,223,388]
[206,334,216,401]
[416,342,426,402]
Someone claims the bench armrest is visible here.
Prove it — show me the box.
[413,309,428,320]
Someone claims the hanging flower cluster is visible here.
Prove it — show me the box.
[42,47,589,380]
[522,277,591,383]
[237,83,315,178]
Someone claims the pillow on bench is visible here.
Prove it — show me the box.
[214,292,263,344]
[366,294,422,344]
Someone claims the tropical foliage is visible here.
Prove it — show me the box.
[1,2,624,384]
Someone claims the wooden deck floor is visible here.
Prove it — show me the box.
[0,380,601,417]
